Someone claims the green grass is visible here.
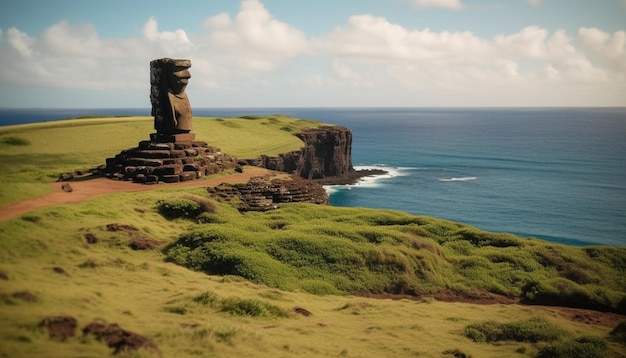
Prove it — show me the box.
[0,115,322,204]
[161,201,626,314]
[1,116,625,357]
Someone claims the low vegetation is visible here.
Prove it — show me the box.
[163,200,626,314]
[1,116,625,357]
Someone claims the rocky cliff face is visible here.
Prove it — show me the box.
[247,125,354,181]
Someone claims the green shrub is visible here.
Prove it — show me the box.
[464,317,565,343]
[521,278,617,312]
[457,228,522,248]
[536,336,608,358]
[220,297,289,317]
[157,198,203,220]
[164,306,187,315]
[161,201,626,310]
[193,291,219,307]
[299,279,342,295]
[610,321,626,344]
[2,136,31,146]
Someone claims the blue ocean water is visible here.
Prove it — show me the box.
[1,107,625,246]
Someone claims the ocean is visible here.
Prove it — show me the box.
[1,107,625,246]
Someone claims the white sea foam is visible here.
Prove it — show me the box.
[438,177,478,182]
[324,164,398,194]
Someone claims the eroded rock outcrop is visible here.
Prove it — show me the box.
[208,175,328,211]
[247,125,386,184]
[247,126,355,181]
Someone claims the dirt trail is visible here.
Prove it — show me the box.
[0,167,274,222]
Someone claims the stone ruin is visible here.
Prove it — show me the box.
[101,58,240,183]
[208,175,328,212]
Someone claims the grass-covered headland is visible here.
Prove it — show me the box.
[1,116,625,357]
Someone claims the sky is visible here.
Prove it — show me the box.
[0,0,625,108]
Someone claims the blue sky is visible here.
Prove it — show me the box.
[0,0,624,107]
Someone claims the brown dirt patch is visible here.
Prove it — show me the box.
[364,290,625,327]
[128,237,161,250]
[0,166,276,222]
[535,305,625,328]
[52,267,68,275]
[294,307,313,316]
[83,322,159,355]
[364,290,519,305]
[39,316,77,341]
[83,233,98,244]
[12,291,38,302]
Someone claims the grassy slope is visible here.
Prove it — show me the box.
[1,116,625,357]
[0,115,318,205]
[2,190,623,357]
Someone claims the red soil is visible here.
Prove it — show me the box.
[0,167,274,222]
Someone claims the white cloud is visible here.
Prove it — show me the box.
[317,15,491,64]
[7,27,34,58]
[494,26,548,58]
[0,0,623,107]
[578,27,626,73]
[143,17,192,45]
[408,0,464,10]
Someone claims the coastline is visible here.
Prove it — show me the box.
[315,167,388,185]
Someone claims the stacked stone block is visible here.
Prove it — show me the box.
[103,137,240,184]
[208,175,328,211]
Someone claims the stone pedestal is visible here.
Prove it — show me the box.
[150,133,196,143]
[102,138,241,184]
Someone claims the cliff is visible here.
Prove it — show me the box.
[247,125,375,183]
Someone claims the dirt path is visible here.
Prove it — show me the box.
[0,167,275,222]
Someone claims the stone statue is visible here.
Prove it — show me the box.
[150,58,192,135]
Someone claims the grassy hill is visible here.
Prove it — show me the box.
[0,116,625,357]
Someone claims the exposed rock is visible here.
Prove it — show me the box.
[101,141,240,184]
[39,316,77,341]
[246,126,386,184]
[83,322,159,355]
[294,307,312,316]
[247,126,353,180]
[106,223,138,232]
[84,233,98,244]
[104,223,160,250]
[61,183,73,192]
[208,175,328,212]
[12,291,38,302]
[128,237,161,251]
[52,267,67,275]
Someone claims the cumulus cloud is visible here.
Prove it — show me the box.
[317,14,491,64]
[0,0,623,107]
[201,0,308,74]
[408,0,464,10]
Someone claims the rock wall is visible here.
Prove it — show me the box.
[101,140,240,184]
[208,175,328,212]
[247,125,354,180]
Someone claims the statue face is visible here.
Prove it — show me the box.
[168,68,191,95]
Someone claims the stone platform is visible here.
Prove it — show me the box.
[102,136,241,184]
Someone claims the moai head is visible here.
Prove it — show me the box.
[150,58,192,135]
[165,59,191,95]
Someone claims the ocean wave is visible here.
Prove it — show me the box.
[324,165,399,194]
[438,177,478,182]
